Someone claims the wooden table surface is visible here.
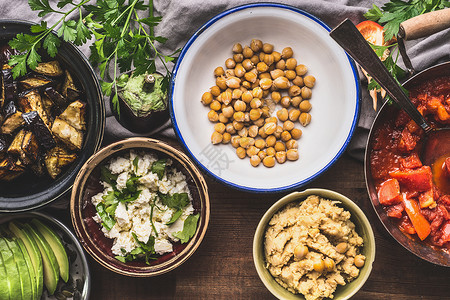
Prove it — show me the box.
[46,141,450,300]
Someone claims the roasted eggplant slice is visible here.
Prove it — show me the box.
[18,90,52,127]
[3,100,17,118]
[0,45,20,65]
[0,135,7,155]
[34,61,63,77]
[30,155,45,177]
[44,86,66,109]
[1,111,24,135]
[62,70,80,101]
[51,118,83,150]
[21,131,39,163]
[22,111,56,151]
[7,128,25,156]
[19,75,52,90]
[0,156,25,181]
[45,146,77,179]
[1,68,17,104]
[59,100,86,131]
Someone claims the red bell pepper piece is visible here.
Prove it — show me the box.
[402,195,431,240]
[378,178,401,206]
[389,166,433,192]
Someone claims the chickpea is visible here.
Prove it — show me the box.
[251,79,260,89]
[201,92,213,105]
[313,259,325,273]
[263,122,277,135]
[274,126,283,139]
[242,80,251,89]
[275,59,286,70]
[290,96,302,107]
[253,117,265,127]
[304,75,316,88]
[210,85,221,97]
[265,116,277,124]
[299,100,312,112]
[263,54,274,66]
[258,150,267,160]
[300,86,312,99]
[233,100,246,112]
[232,43,243,53]
[214,66,225,77]
[211,131,223,144]
[259,52,265,62]
[335,242,348,254]
[291,128,303,140]
[274,141,285,152]
[241,90,253,103]
[250,39,263,52]
[210,100,221,111]
[271,91,282,103]
[288,85,301,97]
[255,139,265,149]
[285,58,297,70]
[239,137,254,148]
[285,139,298,150]
[259,72,271,79]
[238,127,248,137]
[354,255,366,268]
[216,76,227,90]
[221,106,233,119]
[234,64,246,78]
[281,47,293,59]
[225,69,235,78]
[265,135,276,147]
[275,151,287,164]
[258,127,268,138]
[232,89,242,100]
[226,76,241,89]
[262,43,274,54]
[273,76,290,89]
[266,147,276,157]
[242,46,253,58]
[250,155,261,167]
[256,62,269,73]
[292,76,304,87]
[233,53,244,63]
[236,147,246,159]
[252,87,263,99]
[230,135,241,148]
[233,120,244,130]
[248,125,259,138]
[259,78,272,90]
[225,58,236,69]
[214,122,226,134]
[263,156,275,168]
[221,91,232,105]
[270,69,284,80]
[288,109,300,122]
[242,59,254,70]
[226,123,236,134]
[294,245,308,260]
[277,108,289,122]
[285,70,296,81]
[250,98,262,109]
[295,64,308,76]
[244,71,257,83]
[324,257,335,272]
[299,112,312,126]
[286,149,299,161]
[250,55,260,65]
[281,131,291,142]
[272,51,281,62]
[283,120,294,131]
[280,96,291,108]
[249,108,262,121]
[222,132,231,144]
[247,145,260,157]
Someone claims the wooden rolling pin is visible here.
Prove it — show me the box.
[399,8,450,40]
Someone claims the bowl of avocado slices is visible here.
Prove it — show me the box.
[0,212,91,300]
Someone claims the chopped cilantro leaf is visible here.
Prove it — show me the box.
[173,214,200,244]
[151,159,166,180]
[158,192,189,210]
[166,210,183,225]
[96,203,116,231]
[100,165,118,187]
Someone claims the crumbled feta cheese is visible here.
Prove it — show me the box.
[154,238,173,255]
[108,156,131,174]
[115,202,130,228]
[116,172,129,191]
[111,231,137,256]
[139,172,159,190]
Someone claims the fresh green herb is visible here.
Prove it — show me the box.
[158,192,190,225]
[149,196,158,237]
[365,0,450,41]
[8,0,180,116]
[173,214,199,244]
[95,203,116,230]
[115,234,156,264]
[151,159,166,180]
[100,165,118,187]
[132,156,139,173]
[166,210,182,225]
[126,176,140,193]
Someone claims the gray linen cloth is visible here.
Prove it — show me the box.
[1,0,449,155]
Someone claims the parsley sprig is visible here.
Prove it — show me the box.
[8,0,179,116]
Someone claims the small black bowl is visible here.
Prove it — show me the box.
[0,20,105,212]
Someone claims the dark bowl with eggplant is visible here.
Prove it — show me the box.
[0,20,105,212]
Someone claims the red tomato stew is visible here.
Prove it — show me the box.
[370,76,450,251]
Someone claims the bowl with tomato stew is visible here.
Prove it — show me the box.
[365,61,450,266]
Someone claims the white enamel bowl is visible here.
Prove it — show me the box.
[170,3,360,192]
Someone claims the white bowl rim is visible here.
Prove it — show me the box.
[169,3,361,193]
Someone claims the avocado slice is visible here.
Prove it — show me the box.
[23,224,59,296]
[0,244,11,300]
[31,219,69,283]
[0,237,22,300]
[5,238,33,300]
[16,238,37,300]
[9,221,43,298]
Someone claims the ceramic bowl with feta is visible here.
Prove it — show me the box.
[71,137,210,277]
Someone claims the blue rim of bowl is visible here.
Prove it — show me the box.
[169,3,361,193]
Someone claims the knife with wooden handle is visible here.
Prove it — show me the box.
[398,8,450,40]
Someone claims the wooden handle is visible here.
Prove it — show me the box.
[399,8,450,40]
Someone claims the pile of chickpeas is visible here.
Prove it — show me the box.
[201,39,315,168]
